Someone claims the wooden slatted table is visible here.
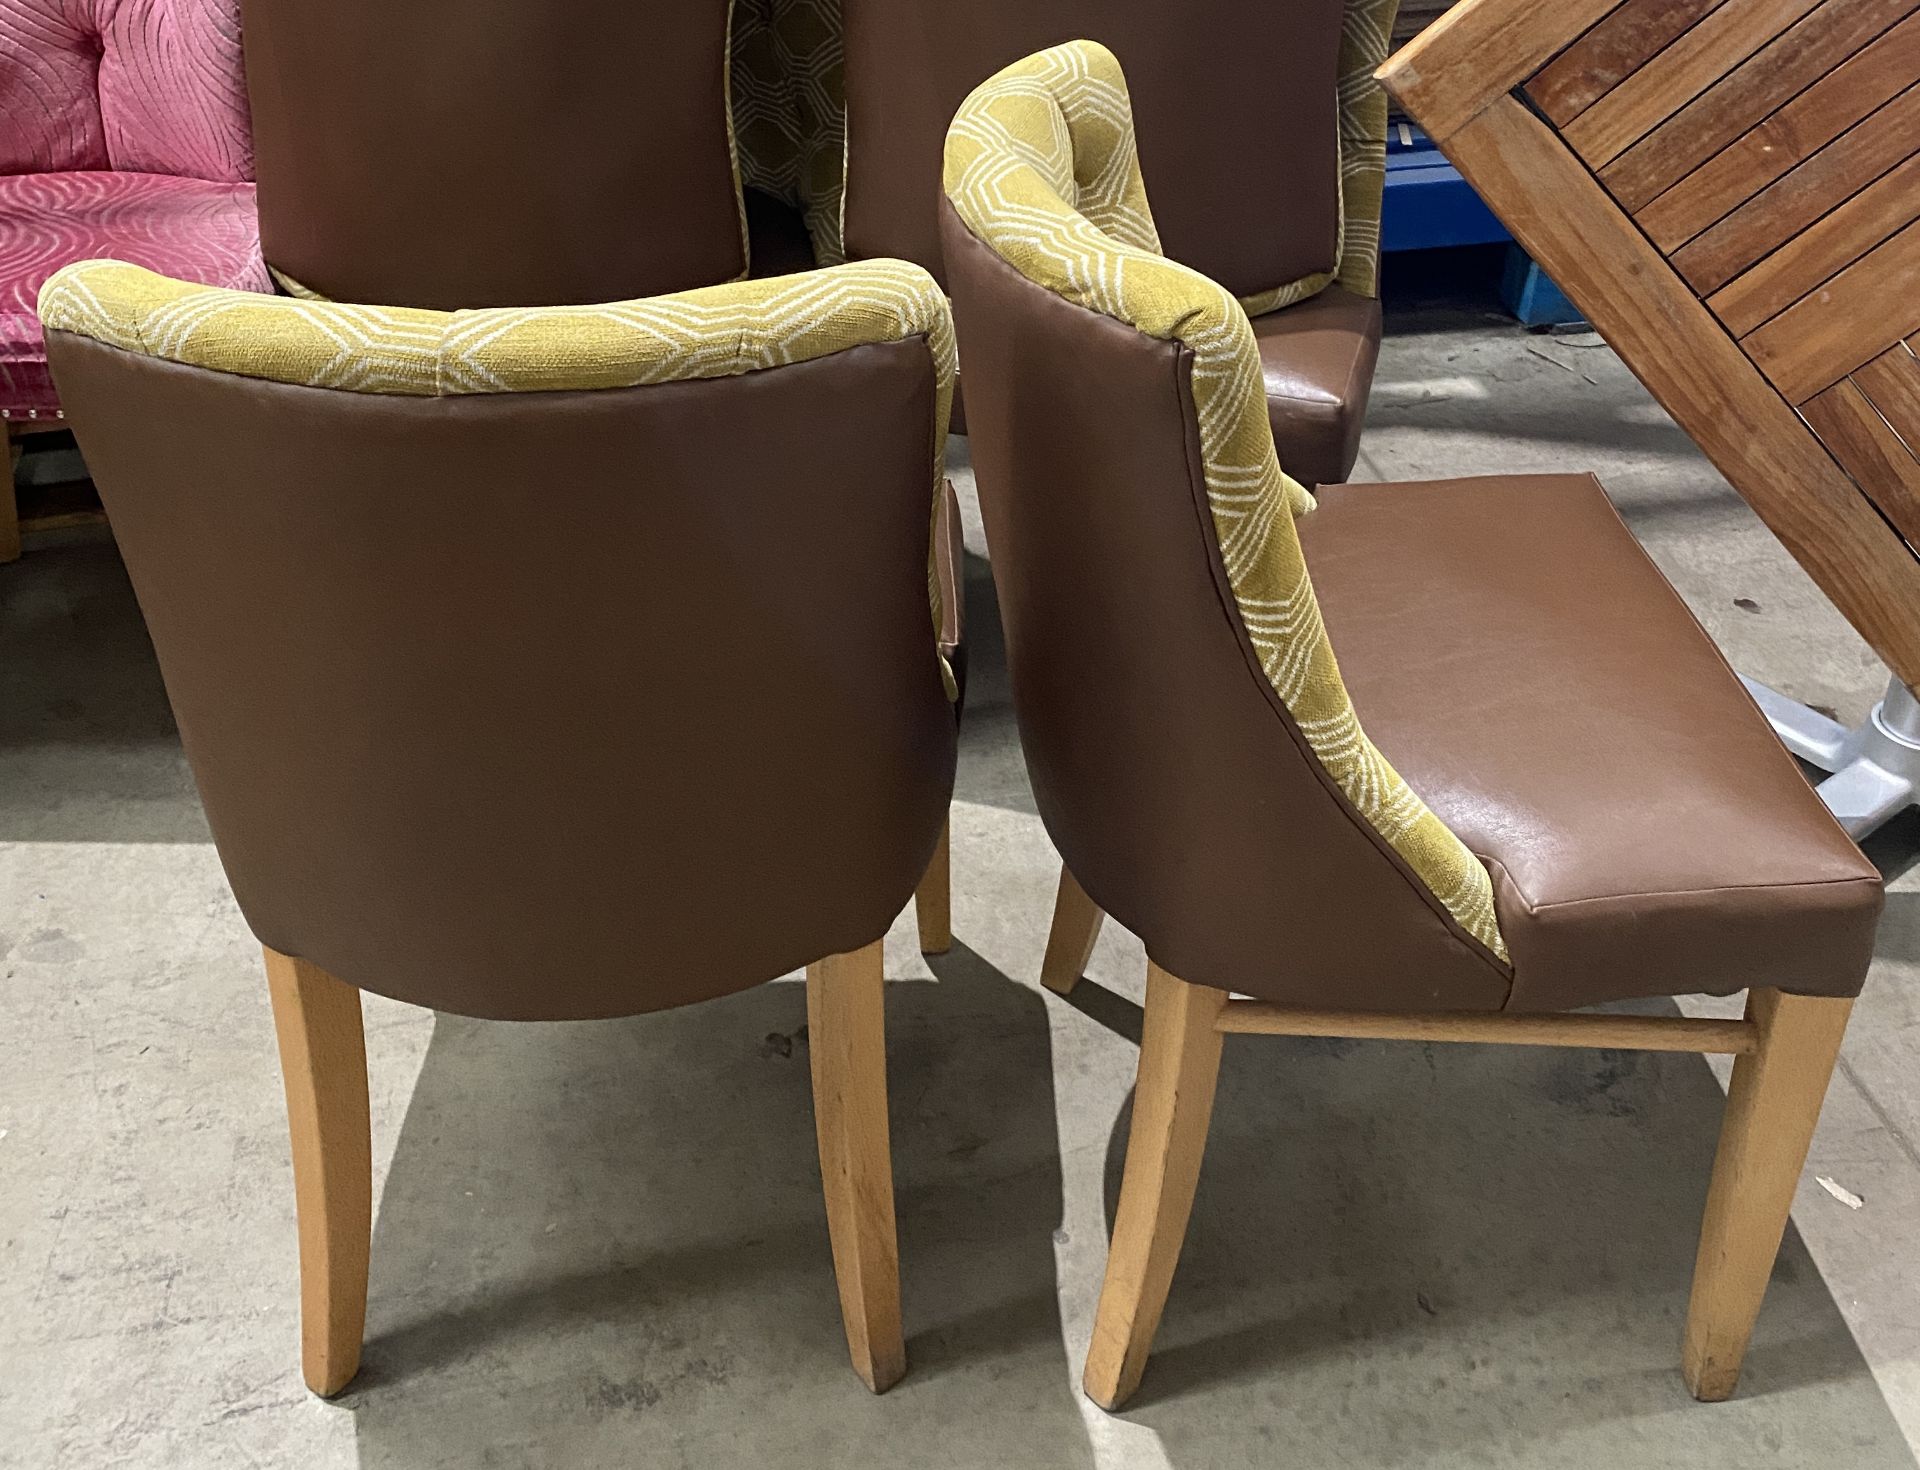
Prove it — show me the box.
[1380,0,1920,834]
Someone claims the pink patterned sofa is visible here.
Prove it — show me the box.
[1,0,267,553]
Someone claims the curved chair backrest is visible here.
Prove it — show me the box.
[837,0,1395,311]
[0,0,252,179]
[41,259,957,1020]
[239,0,744,308]
[940,43,1511,1008]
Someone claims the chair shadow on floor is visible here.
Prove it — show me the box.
[341,940,1098,1470]
[335,931,1919,1470]
[1077,987,1917,1469]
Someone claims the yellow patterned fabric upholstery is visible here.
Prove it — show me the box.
[943,41,1505,961]
[40,256,956,680]
[731,0,848,265]
[41,257,948,399]
[1334,0,1398,300]
[266,266,325,302]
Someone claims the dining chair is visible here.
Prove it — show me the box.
[833,0,1398,481]
[940,41,1884,1411]
[40,255,960,1396]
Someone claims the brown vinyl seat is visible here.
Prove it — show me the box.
[1254,287,1384,488]
[1307,475,1879,1015]
[942,42,1882,1414]
[41,256,960,1400]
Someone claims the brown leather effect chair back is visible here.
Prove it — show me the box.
[241,0,745,308]
[845,0,1344,297]
[46,334,956,1021]
[939,205,1508,1009]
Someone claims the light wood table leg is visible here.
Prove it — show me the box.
[808,938,905,1392]
[1683,987,1854,1401]
[1083,961,1228,1410]
[264,948,372,1398]
[1040,866,1104,995]
[914,816,951,955]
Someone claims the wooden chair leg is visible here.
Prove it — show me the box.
[1083,961,1228,1410]
[3,426,23,564]
[807,938,906,1392]
[914,815,951,955]
[1683,987,1854,1402]
[264,948,372,1398]
[1040,865,1104,995]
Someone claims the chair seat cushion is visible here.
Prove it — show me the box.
[1303,473,1883,1012]
[1252,284,1381,487]
[0,172,268,416]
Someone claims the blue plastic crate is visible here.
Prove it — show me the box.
[1383,124,1585,327]
[1382,123,1509,252]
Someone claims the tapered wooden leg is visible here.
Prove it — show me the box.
[914,816,951,955]
[1040,866,1104,995]
[1683,987,1854,1402]
[808,939,905,1392]
[264,948,372,1398]
[1083,962,1228,1410]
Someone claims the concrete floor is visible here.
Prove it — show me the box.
[5,259,1920,1467]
